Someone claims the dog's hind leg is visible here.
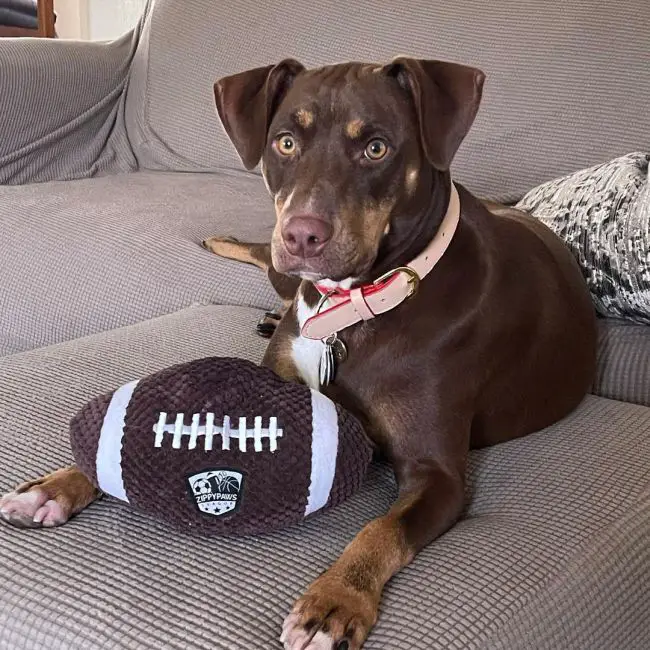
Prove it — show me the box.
[202,237,300,336]
[203,236,273,271]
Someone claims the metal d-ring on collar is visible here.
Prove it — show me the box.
[315,289,336,315]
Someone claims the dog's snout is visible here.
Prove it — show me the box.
[281,216,332,258]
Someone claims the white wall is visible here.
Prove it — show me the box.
[54,0,147,41]
[87,0,147,41]
[54,0,87,39]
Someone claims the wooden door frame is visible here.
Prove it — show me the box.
[37,0,56,37]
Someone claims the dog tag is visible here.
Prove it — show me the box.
[319,343,333,387]
[319,334,347,387]
[331,337,348,364]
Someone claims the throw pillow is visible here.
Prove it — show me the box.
[516,152,650,325]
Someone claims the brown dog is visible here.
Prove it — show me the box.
[1,58,596,650]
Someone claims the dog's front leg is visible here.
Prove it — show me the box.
[281,459,465,650]
[1,466,101,528]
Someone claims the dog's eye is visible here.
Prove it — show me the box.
[364,139,388,161]
[275,134,297,156]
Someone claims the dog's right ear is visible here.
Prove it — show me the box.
[214,59,305,170]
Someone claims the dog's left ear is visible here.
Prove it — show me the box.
[386,58,485,170]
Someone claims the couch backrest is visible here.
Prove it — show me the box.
[124,0,650,201]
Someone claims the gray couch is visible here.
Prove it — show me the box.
[1,1,649,648]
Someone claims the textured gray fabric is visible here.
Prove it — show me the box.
[0,305,649,649]
[594,318,650,407]
[126,0,650,201]
[0,171,278,356]
[481,484,650,650]
[517,152,650,324]
[0,16,145,185]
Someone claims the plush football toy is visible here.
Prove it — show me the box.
[70,357,373,536]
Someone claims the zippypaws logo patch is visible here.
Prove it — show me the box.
[186,469,244,517]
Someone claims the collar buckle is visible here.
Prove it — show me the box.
[373,266,420,299]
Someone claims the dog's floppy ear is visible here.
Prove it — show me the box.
[386,57,485,170]
[214,59,305,170]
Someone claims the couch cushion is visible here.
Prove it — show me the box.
[595,318,650,407]
[0,170,277,356]
[125,0,650,201]
[0,305,648,649]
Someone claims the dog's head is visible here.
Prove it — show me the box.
[214,58,484,283]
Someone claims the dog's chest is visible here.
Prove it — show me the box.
[291,296,325,390]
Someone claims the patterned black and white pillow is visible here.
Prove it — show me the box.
[516,152,650,325]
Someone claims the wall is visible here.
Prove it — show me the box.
[53,0,87,39]
[54,0,147,40]
[86,0,146,41]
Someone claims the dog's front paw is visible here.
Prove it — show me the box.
[0,467,100,530]
[256,312,282,339]
[0,486,67,528]
[281,574,378,650]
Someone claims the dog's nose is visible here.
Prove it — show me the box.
[281,216,332,258]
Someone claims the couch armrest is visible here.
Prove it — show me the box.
[0,32,137,185]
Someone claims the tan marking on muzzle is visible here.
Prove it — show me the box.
[377,198,396,231]
[295,109,314,128]
[355,198,397,247]
[374,199,395,243]
[275,188,297,220]
[275,195,285,216]
[345,119,365,139]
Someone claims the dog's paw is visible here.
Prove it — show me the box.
[201,235,240,254]
[0,468,99,530]
[256,312,282,339]
[281,575,377,650]
[0,487,68,529]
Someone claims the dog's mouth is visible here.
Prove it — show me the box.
[272,241,376,285]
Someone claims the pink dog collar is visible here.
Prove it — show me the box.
[301,182,461,340]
